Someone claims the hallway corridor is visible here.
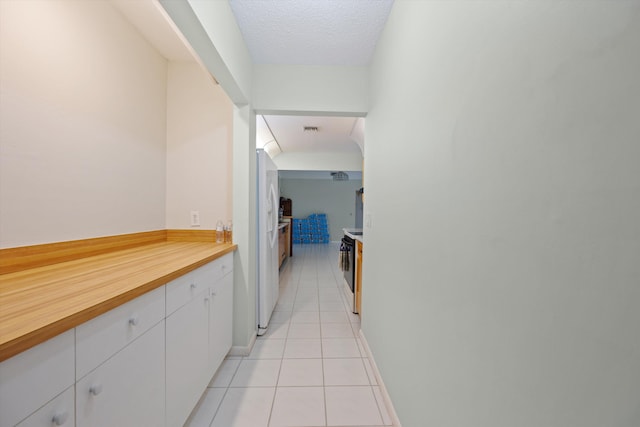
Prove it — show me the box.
[186,243,393,427]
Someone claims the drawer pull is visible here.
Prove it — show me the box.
[52,411,69,425]
[89,383,103,396]
[190,283,197,290]
[128,315,139,326]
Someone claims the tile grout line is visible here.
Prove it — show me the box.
[316,262,329,427]
[206,355,243,427]
[212,243,379,427]
[265,350,285,427]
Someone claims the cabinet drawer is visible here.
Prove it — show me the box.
[199,253,233,282]
[166,254,232,316]
[0,330,74,427]
[165,267,205,316]
[16,386,74,427]
[75,286,165,379]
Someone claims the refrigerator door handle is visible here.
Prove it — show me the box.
[268,183,278,249]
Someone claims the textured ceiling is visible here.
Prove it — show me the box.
[229,0,394,66]
[230,1,391,157]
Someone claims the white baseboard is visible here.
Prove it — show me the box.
[228,332,256,357]
[341,278,355,312]
[359,329,402,427]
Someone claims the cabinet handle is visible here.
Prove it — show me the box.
[204,296,210,303]
[128,315,139,326]
[211,291,217,297]
[190,283,197,290]
[89,383,103,396]
[52,411,69,425]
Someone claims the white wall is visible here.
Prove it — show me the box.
[280,178,362,241]
[253,64,368,115]
[273,152,363,172]
[160,0,252,104]
[166,62,233,229]
[0,0,167,248]
[160,0,257,351]
[364,2,640,426]
[351,117,365,155]
[231,105,257,348]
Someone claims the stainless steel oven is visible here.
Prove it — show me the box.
[342,235,355,294]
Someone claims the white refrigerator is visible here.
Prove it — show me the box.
[256,149,279,335]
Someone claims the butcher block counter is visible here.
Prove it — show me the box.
[0,232,236,362]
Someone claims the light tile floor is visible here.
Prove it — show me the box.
[186,243,393,427]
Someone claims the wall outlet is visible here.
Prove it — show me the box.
[190,210,200,227]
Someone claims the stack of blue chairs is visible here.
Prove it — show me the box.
[292,214,330,244]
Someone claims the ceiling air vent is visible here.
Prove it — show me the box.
[303,126,319,132]
[331,171,349,181]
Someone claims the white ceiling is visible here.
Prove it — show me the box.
[257,115,363,157]
[228,0,394,66]
[280,170,362,181]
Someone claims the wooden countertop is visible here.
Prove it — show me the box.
[0,241,236,362]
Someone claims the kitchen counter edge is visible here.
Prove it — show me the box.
[0,241,237,362]
[343,228,364,243]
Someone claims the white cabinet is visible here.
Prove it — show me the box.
[166,279,210,427]
[16,387,74,427]
[2,253,234,427]
[76,286,165,379]
[0,330,74,427]
[208,270,233,377]
[166,253,234,427]
[76,322,165,427]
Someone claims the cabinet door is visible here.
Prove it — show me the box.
[208,271,233,377]
[16,387,74,427]
[166,291,210,427]
[76,321,165,427]
[355,241,363,314]
[0,330,74,427]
